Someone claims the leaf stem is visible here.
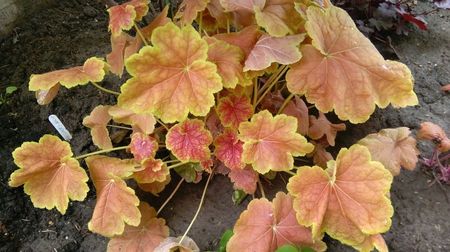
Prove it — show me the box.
[167,162,185,169]
[107,124,133,130]
[257,180,266,198]
[226,17,230,34]
[156,118,170,131]
[75,146,129,160]
[157,178,184,215]
[252,78,258,108]
[255,65,288,106]
[134,23,148,46]
[277,93,294,114]
[198,12,203,35]
[91,82,120,96]
[180,171,214,244]
[284,170,296,176]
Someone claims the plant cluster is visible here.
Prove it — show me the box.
[8,0,444,251]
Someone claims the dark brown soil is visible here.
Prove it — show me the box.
[0,1,448,251]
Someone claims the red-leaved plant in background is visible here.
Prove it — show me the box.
[10,0,442,251]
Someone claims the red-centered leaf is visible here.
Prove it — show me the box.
[286,5,418,123]
[107,33,141,77]
[215,129,245,170]
[138,174,171,196]
[82,105,113,150]
[228,165,258,194]
[108,202,169,252]
[358,127,419,176]
[108,4,137,36]
[29,57,107,91]
[86,155,140,237]
[308,112,346,147]
[108,105,156,135]
[282,95,309,136]
[204,37,249,88]
[216,95,253,129]
[287,145,393,249]
[118,22,222,123]
[130,132,158,162]
[35,84,60,105]
[175,0,209,25]
[244,34,304,71]
[9,135,89,214]
[418,122,450,152]
[239,110,314,174]
[435,0,450,9]
[141,5,171,39]
[227,192,326,252]
[220,0,266,12]
[254,0,304,37]
[166,119,213,162]
[133,158,169,184]
[215,25,261,58]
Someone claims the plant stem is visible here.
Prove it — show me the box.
[226,17,230,34]
[255,65,288,106]
[91,82,120,96]
[257,65,286,96]
[134,23,148,46]
[277,93,294,114]
[75,146,129,160]
[179,171,214,243]
[165,159,181,164]
[257,180,266,198]
[284,170,296,176]
[252,78,258,108]
[157,178,184,215]
[107,124,133,130]
[198,12,203,35]
[156,118,169,131]
[167,162,185,169]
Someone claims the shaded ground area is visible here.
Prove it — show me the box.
[0,0,448,251]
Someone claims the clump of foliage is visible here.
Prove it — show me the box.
[9,0,433,251]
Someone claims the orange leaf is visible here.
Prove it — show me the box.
[287,144,394,249]
[108,4,137,36]
[166,119,213,162]
[254,0,304,37]
[308,112,346,146]
[140,5,171,39]
[244,34,304,71]
[282,95,309,136]
[227,192,326,251]
[358,127,419,176]
[129,132,158,162]
[215,25,261,58]
[35,84,60,105]
[128,0,149,21]
[107,33,141,77]
[228,165,258,194]
[286,5,418,123]
[9,135,89,214]
[205,37,249,88]
[86,155,140,237]
[133,158,169,184]
[29,57,107,91]
[216,94,253,129]
[417,122,450,152]
[138,174,171,196]
[108,202,169,252]
[215,129,245,170]
[82,105,113,150]
[175,0,209,25]
[118,22,222,123]
[206,0,231,28]
[108,105,156,135]
[220,0,265,12]
[310,141,333,168]
[238,110,314,173]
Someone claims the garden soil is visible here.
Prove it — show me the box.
[0,0,448,251]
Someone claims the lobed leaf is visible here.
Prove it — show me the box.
[417,122,450,152]
[216,94,253,129]
[286,5,418,123]
[358,127,419,176]
[107,33,141,77]
[215,25,261,58]
[129,132,158,162]
[108,105,156,135]
[82,105,113,150]
[254,0,304,37]
[133,158,169,184]
[308,112,346,146]
[239,110,314,174]
[118,22,222,123]
[9,135,89,214]
[282,95,309,136]
[138,174,171,196]
[215,129,245,170]
[108,4,136,36]
[140,5,171,39]
[228,165,258,194]
[175,0,210,25]
[287,144,393,250]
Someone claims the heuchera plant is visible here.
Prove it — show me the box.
[9,0,432,251]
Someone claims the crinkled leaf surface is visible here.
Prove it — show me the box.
[109,106,156,135]
[133,158,169,184]
[166,119,213,162]
[239,110,314,174]
[205,37,249,88]
[286,5,418,123]
[228,165,258,194]
[118,22,222,123]
[215,129,245,170]
[287,145,394,249]
[82,105,113,150]
[227,192,326,252]
[175,0,210,25]
[108,202,169,252]
[217,94,253,128]
[358,127,419,176]
[255,0,303,37]
[244,34,304,71]
[9,135,89,214]
[282,95,309,136]
[29,57,106,91]
[308,112,346,146]
[130,132,158,162]
[86,155,140,237]
[418,122,450,152]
